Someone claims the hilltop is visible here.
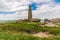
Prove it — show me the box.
[0,21,59,40]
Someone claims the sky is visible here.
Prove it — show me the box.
[0,0,60,20]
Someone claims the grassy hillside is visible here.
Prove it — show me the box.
[0,22,60,40]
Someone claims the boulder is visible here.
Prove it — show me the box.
[51,18,60,23]
[45,22,57,27]
[16,19,24,22]
[44,19,51,24]
[31,18,41,22]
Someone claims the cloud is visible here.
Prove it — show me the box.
[0,0,60,20]
[0,0,29,20]
[0,0,29,12]
[31,0,60,19]
[0,0,53,12]
[0,11,28,20]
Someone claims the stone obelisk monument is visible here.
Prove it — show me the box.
[28,5,32,21]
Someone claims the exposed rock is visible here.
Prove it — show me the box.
[33,32,52,38]
[44,19,51,24]
[45,22,57,27]
[39,19,57,27]
[31,18,41,22]
[51,18,60,23]
[16,18,40,22]
[16,19,24,22]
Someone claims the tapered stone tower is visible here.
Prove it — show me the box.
[28,5,32,21]
[16,5,40,22]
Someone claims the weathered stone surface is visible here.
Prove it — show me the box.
[45,22,57,27]
[40,19,57,27]
[28,5,32,21]
[33,32,52,38]
[51,18,60,23]
[44,19,51,24]
[16,19,24,22]
[31,18,41,22]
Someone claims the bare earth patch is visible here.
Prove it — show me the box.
[32,32,53,38]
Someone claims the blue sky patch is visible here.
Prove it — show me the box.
[54,0,60,3]
[31,3,37,10]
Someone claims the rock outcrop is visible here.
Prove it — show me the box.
[31,18,41,22]
[16,19,24,22]
[51,18,60,23]
[42,19,57,27]
[45,22,57,27]
[44,19,51,24]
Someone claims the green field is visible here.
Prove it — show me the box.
[0,22,60,40]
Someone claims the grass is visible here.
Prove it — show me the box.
[0,22,60,40]
[0,30,41,40]
[1,22,41,33]
[1,22,60,35]
[0,30,58,40]
[0,30,59,40]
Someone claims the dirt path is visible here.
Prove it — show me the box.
[32,32,52,38]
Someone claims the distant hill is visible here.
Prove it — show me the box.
[0,20,16,23]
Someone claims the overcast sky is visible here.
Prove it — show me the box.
[0,0,60,20]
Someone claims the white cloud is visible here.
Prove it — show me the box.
[31,0,60,19]
[30,0,52,3]
[0,11,28,20]
[0,0,60,20]
[0,0,53,12]
[0,0,29,12]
